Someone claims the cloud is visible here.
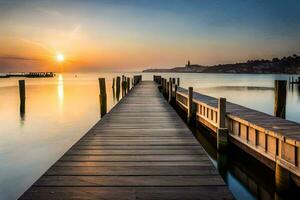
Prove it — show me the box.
[0,55,42,61]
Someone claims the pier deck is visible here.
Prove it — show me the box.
[19,81,233,200]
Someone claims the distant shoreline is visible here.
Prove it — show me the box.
[143,55,300,74]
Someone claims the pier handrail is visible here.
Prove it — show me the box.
[155,76,300,183]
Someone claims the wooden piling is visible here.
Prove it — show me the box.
[172,78,176,84]
[168,78,172,102]
[177,78,180,86]
[217,98,228,151]
[187,87,195,124]
[127,77,130,92]
[19,80,25,102]
[174,84,178,101]
[274,80,287,119]
[162,78,165,94]
[122,80,127,97]
[116,76,121,100]
[112,78,115,88]
[19,80,25,114]
[98,78,107,117]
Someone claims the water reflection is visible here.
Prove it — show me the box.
[57,74,64,113]
[19,100,25,124]
[190,125,300,200]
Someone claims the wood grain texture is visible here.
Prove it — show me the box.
[19,81,233,200]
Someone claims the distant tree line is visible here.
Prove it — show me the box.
[204,54,300,74]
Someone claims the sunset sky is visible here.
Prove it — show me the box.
[0,0,300,72]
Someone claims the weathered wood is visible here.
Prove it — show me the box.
[187,87,195,124]
[168,78,172,102]
[98,78,107,117]
[127,77,130,92]
[274,80,287,119]
[174,83,300,185]
[116,76,121,100]
[20,186,234,200]
[177,77,180,86]
[19,81,233,200]
[19,79,26,114]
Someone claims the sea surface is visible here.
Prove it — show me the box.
[0,72,299,199]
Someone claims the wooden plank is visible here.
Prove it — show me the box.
[45,166,217,176]
[34,175,225,186]
[66,149,204,155]
[20,186,233,200]
[55,161,213,167]
[59,155,210,162]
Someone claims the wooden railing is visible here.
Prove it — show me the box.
[154,75,300,186]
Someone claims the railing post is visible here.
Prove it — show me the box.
[98,78,107,117]
[187,87,195,125]
[217,98,228,151]
[168,78,172,102]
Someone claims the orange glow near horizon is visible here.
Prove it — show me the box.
[0,1,299,73]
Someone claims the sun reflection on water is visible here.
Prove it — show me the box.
[57,74,64,113]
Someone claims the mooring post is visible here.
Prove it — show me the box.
[158,76,162,85]
[168,78,172,103]
[187,87,196,125]
[127,77,130,92]
[166,81,169,98]
[217,98,228,151]
[274,80,287,119]
[116,76,121,100]
[19,80,26,114]
[177,78,180,86]
[122,79,127,97]
[112,78,115,89]
[163,78,167,95]
[174,84,178,102]
[98,78,107,117]
[172,78,176,84]
[19,80,25,102]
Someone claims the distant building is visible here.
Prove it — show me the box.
[187,60,190,67]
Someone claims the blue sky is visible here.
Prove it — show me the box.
[0,0,299,71]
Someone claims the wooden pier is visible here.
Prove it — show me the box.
[19,81,233,199]
[166,80,300,189]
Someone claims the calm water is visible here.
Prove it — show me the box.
[0,72,299,199]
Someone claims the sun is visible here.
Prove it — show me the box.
[56,53,64,62]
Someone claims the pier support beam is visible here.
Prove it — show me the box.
[98,78,107,117]
[217,98,228,151]
[275,162,291,194]
[274,80,287,119]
